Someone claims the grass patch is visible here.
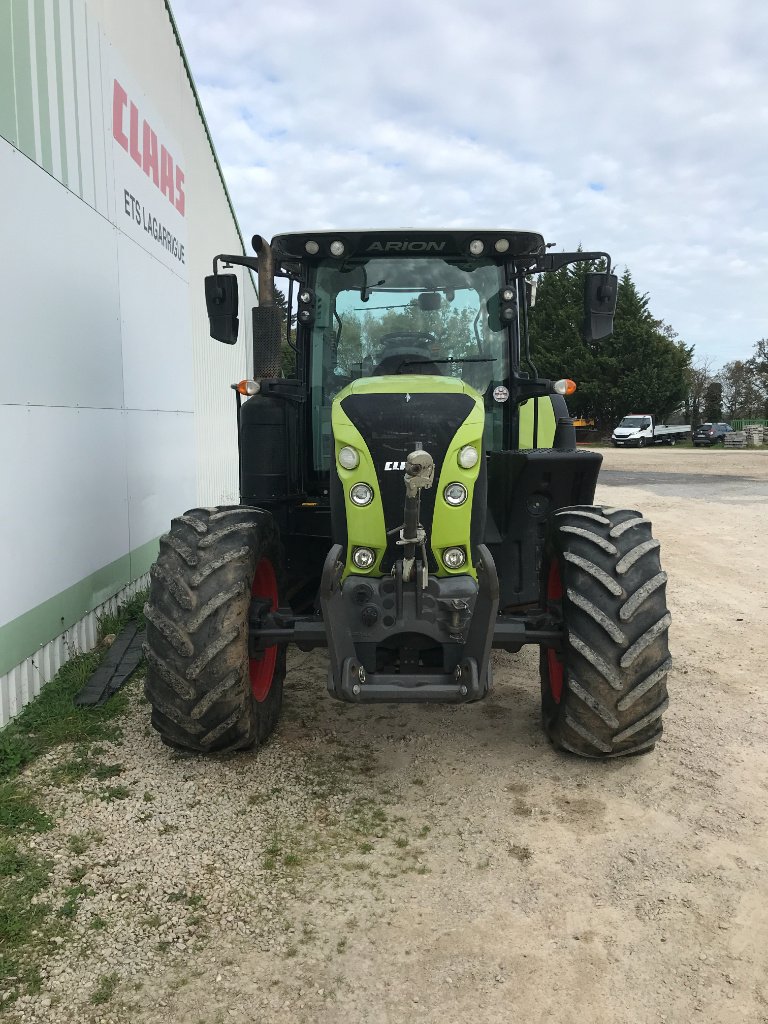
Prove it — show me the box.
[0,590,145,781]
[58,882,93,919]
[0,590,146,1006]
[0,837,54,997]
[0,781,52,834]
[67,834,89,856]
[99,784,131,802]
[91,971,119,1005]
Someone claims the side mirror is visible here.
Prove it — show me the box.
[204,273,239,344]
[583,272,618,341]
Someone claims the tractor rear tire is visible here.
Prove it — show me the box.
[540,505,671,758]
[143,506,285,753]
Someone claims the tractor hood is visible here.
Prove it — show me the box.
[330,376,486,578]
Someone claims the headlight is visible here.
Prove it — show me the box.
[304,240,320,255]
[350,483,374,506]
[352,547,375,570]
[469,239,484,256]
[443,547,467,569]
[443,482,467,506]
[330,240,345,257]
[457,445,479,469]
[338,446,359,470]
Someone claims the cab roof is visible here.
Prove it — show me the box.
[271,229,546,263]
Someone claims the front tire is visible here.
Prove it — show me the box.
[144,506,285,753]
[540,505,671,758]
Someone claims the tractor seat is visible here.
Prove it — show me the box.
[372,352,444,376]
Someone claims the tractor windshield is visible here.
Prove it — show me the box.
[309,256,508,469]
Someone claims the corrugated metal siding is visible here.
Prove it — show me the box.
[0,0,259,724]
[0,575,148,729]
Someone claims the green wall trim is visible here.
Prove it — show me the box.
[0,537,159,678]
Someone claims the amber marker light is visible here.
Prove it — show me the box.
[235,379,260,396]
[553,378,577,396]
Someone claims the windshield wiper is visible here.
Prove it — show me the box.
[401,357,496,366]
[360,266,386,301]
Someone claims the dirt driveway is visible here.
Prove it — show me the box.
[10,449,768,1024]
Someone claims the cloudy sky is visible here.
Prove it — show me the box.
[170,0,767,367]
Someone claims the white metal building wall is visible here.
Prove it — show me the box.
[0,0,258,725]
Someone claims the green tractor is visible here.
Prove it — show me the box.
[144,230,671,759]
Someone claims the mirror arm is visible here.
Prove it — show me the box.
[212,253,260,277]
[212,241,277,308]
[539,251,612,274]
[510,373,552,404]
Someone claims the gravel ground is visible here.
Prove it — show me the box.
[6,448,768,1024]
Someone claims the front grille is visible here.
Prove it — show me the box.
[341,391,477,571]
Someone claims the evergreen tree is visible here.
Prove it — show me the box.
[750,338,768,416]
[703,380,723,421]
[529,263,690,428]
[274,286,297,376]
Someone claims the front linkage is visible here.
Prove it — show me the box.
[250,448,558,704]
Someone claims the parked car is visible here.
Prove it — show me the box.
[693,422,733,446]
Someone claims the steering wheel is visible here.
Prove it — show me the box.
[377,331,440,348]
[372,331,443,376]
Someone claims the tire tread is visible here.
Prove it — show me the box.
[541,505,671,758]
[144,506,284,753]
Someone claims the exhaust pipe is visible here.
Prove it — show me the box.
[251,234,275,307]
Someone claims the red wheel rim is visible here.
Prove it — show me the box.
[249,558,278,702]
[546,559,565,703]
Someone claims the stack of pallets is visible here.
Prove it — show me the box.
[743,425,765,446]
[724,430,747,449]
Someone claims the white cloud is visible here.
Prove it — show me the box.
[170,0,768,365]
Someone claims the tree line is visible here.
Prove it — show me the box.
[681,340,768,425]
[529,258,767,428]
